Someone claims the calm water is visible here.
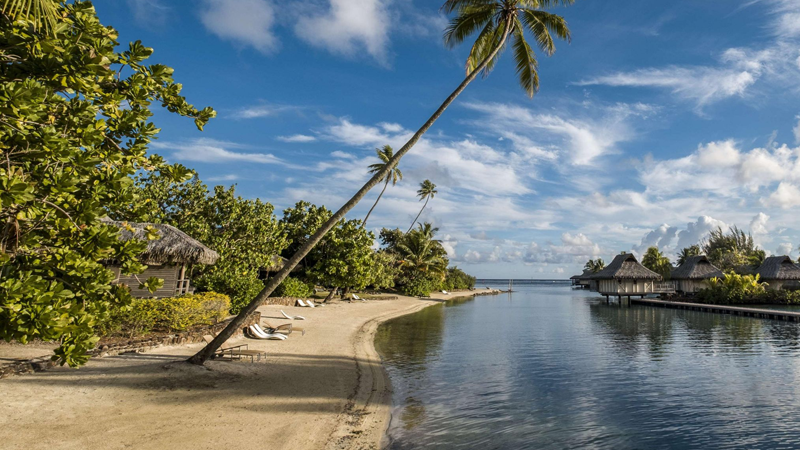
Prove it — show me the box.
[374,285,800,449]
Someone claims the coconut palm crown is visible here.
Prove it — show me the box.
[442,0,573,97]
[408,180,438,233]
[363,145,403,227]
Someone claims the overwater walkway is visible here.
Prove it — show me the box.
[632,298,800,322]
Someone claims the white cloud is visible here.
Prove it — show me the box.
[675,216,728,250]
[763,182,800,208]
[207,174,239,182]
[231,103,298,119]
[153,138,284,165]
[776,242,795,257]
[128,0,170,27]
[633,224,678,254]
[277,134,317,143]
[750,212,771,237]
[294,0,391,63]
[200,0,279,54]
[794,115,800,144]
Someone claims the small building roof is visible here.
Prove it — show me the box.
[754,256,800,281]
[671,255,724,280]
[590,253,661,280]
[570,269,593,280]
[103,219,219,265]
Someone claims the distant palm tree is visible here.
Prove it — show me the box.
[192,0,574,365]
[363,145,403,227]
[677,245,701,266]
[398,224,448,279]
[408,180,438,233]
[584,258,605,273]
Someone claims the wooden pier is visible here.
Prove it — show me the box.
[631,298,800,323]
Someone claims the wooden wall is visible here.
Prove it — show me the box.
[598,279,655,295]
[110,264,183,298]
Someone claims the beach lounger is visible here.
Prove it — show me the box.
[441,290,449,295]
[262,321,305,336]
[305,300,316,308]
[202,335,266,361]
[247,325,287,340]
[281,310,305,320]
[352,294,367,302]
[296,299,309,307]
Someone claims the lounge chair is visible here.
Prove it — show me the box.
[305,300,316,308]
[247,325,287,340]
[281,310,305,320]
[352,294,366,302]
[296,299,309,307]
[262,321,305,336]
[202,335,267,362]
[441,290,449,295]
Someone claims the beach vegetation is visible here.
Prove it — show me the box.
[642,246,672,280]
[272,277,314,299]
[584,258,605,273]
[189,0,574,363]
[0,1,213,366]
[106,292,230,338]
[408,180,438,233]
[702,226,766,273]
[677,245,701,266]
[695,274,771,304]
[363,145,403,227]
[442,267,478,291]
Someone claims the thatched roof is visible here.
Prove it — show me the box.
[590,253,661,280]
[754,256,800,281]
[103,219,219,265]
[671,255,723,280]
[570,269,593,280]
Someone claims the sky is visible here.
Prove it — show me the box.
[96,0,800,279]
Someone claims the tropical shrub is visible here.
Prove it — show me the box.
[441,267,476,290]
[369,251,400,290]
[0,2,213,367]
[111,292,230,338]
[702,226,766,273]
[400,276,442,297]
[272,276,314,298]
[695,273,767,304]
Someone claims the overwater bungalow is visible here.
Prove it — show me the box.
[754,256,800,290]
[103,219,219,298]
[670,255,724,294]
[591,253,667,299]
[570,269,593,289]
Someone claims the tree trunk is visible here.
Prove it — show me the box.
[341,286,351,300]
[363,178,389,227]
[187,17,515,366]
[407,196,430,233]
[324,288,337,302]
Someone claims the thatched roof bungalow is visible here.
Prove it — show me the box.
[103,219,219,298]
[671,255,724,294]
[754,256,800,290]
[570,269,593,288]
[591,253,663,297]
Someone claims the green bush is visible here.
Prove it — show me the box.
[272,276,314,298]
[111,292,231,338]
[193,264,265,314]
[441,267,476,291]
[400,276,440,297]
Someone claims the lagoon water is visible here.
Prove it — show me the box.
[374,283,800,449]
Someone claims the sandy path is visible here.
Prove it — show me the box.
[0,290,493,450]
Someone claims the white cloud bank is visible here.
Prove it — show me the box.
[200,0,279,54]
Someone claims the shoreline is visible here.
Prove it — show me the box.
[0,288,499,450]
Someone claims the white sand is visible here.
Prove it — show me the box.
[0,290,495,450]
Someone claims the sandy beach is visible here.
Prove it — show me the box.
[0,290,496,450]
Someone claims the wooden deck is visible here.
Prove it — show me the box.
[631,298,800,323]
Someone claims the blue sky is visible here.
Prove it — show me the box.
[97,0,800,278]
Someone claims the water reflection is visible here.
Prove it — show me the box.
[377,286,800,449]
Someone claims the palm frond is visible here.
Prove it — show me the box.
[511,19,540,97]
[466,17,507,77]
[1,0,59,32]
[443,5,496,48]
[440,0,495,14]
[520,9,570,56]
[518,0,575,10]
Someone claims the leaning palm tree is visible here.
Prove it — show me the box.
[363,145,403,227]
[190,0,573,364]
[408,180,438,233]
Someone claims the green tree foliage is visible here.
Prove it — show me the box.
[363,145,402,227]
[584,258,605,273]
[109,292,230,338]
[396,223,449,296]
[677,245,701,266]
[116,171,289,313]
[369,251,400,290]
[642,247,672,280]
[702,226,766,273]
[0,2,213,366]
[442,266,476,290]
[280,201,375,297]
[272,277,314,299]
[408,180,437,233]
[696,274,767,304]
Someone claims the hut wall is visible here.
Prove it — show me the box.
[598,279,654,295]
[765,280,786,291]
[112,264,182,298]
[676,280,707,294]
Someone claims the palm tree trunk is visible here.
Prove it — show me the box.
[188,16,515,365]
[407,196,430,233]
[363,178,389,227]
